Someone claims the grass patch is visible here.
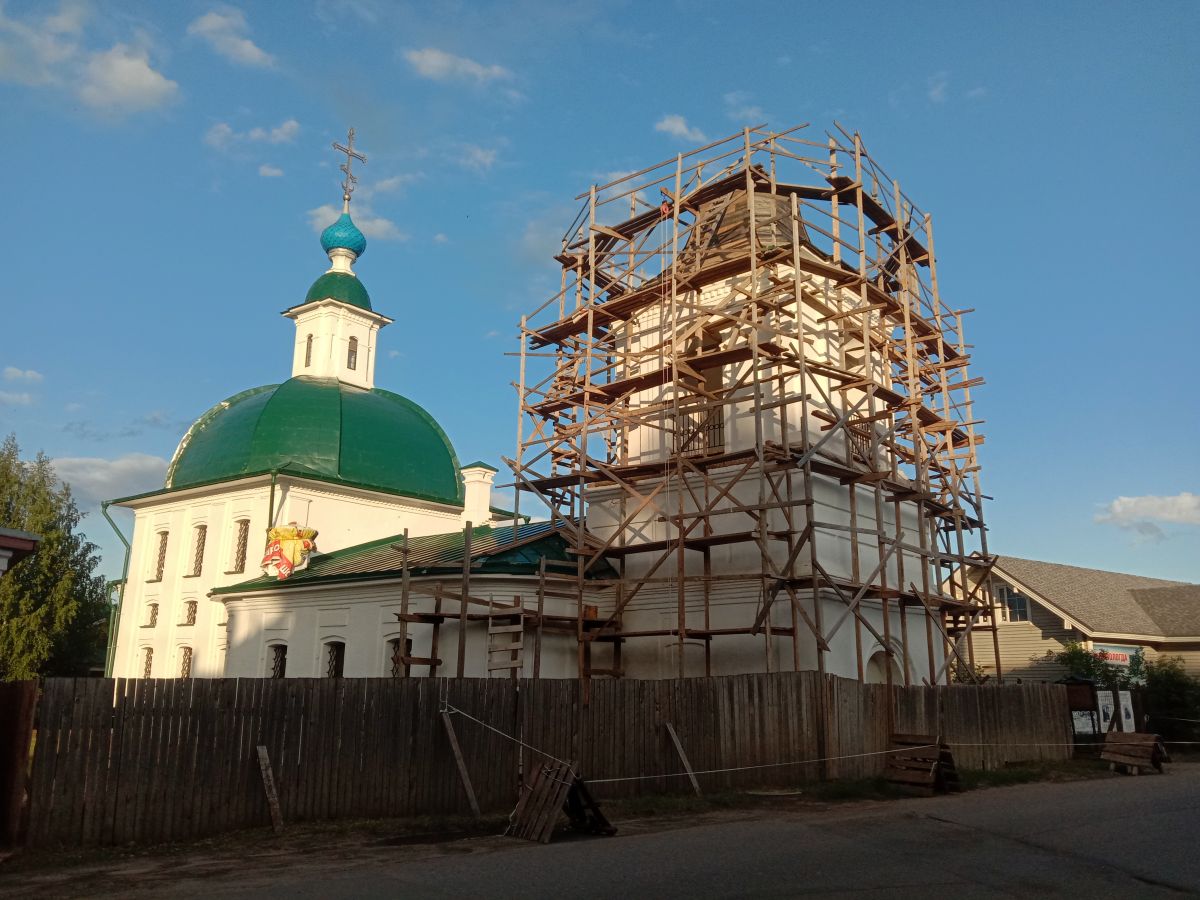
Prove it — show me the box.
[957,757,1111,790]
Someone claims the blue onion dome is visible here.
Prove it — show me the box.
[320,212,367,258]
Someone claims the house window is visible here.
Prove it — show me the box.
[179,646,193,679]
[304,334,313,368]
[144,603,159,628]
[141,646,154,678]
[325,641,345,678]
[150,531,168,581]
[997,584,1030,623]
[347,337,358,371]
[189,524,207,576]
[230,519,250,574]
[270,644,287,679]
[182,600,198,626]
[389,637,412,678]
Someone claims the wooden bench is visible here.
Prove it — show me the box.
[1100,732,1169,775]
[884,733,961,795]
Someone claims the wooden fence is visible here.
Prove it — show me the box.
[12,674,1071,848]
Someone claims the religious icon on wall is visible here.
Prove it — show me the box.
[261,523,319,580]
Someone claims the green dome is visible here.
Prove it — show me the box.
[305,272,372,310]
[166,377,463,505]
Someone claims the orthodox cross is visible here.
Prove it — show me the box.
[332,128,367,206]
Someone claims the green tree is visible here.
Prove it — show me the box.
[0,433,109,679]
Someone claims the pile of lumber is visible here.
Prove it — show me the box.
[1100,732,1169,775]
[883,733,961,795]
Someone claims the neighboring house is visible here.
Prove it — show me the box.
[0,527,39,577]
[964,556,1200,682]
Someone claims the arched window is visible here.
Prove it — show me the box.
[269,644,288,679]
[150,530,169,581]
[347,337,358,371]
[182,600,198,626]
[325,640,345,678]
[141,646,154,679]
[144,602,159,627]
[189,524,207,576]
[179,646,193,679]
[230,519,250,574]
[304,334,313,368]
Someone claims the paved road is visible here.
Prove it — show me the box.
[194,766,1200,899]
[13,766,1200,899]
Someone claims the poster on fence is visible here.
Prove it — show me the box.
[1072,710,1097,734]
[1118,690,1135,733]
[1097,690,1115,733]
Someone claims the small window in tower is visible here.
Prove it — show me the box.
[179,646,193,679]
[150,530,168,581]
[182,600,198,626]
[325,640,345,678]
[270,644,288,679]
[141,646,154,679]
[230,519,250,574]
[189,524,207,576]
[347,337,358,371]
[304,333,313,368]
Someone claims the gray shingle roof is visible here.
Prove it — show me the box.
[994,556,1198,638]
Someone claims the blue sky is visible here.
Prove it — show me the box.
[0,0,1196,582]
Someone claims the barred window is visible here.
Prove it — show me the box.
[389,637,412,678]
[231,519,250,574]
[151,531,168,581]
[325,641,345,678]
[347,337,358,371]
[270,644,287,679]
[182,600,198,626]
[179,646,193,679]
[141,646,154,679]
[145,603,159,627]
[304,333,313,368]
[189,525,207,577]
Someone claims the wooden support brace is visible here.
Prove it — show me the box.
[665,722,702,797]
[441,711,482,819]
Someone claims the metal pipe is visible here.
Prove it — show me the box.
[101,501,131,677]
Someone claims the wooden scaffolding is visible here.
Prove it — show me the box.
[506,123,1001,688]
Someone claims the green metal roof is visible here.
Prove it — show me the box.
[166,376,463,505]
[462,460,499,472]
[213,521,606,594]
[304,271,372,310]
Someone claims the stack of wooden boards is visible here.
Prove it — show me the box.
[883,733,961,795]
[508,759,616,844]
[1101,732,1169,775]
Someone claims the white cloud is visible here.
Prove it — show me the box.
[655,114,706,143]
[52,453,169,507]
[306,203,406,241]
[404,47,512,84]
[3,367,43,382]
[1096,492,1200,542]
[432,233,448,244]
[966,86,987,100]
[78,43,178,114]
[370,173,421,194]
[723,91,765,124]
[205,118,299,151]
[387,350,402,359]
[258,164,283,177]
[187,7,274,68]
[458,144,497,173]
[0,5,174,118]
[927,71,949,104]
[0,391,33,406]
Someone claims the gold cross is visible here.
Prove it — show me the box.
[332,128,367,202]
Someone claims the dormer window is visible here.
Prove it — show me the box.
[304,334,313,368]
[347,337,358,371]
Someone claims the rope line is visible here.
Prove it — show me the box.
[443,703,573,767]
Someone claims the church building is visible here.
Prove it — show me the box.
[109,125,997,687]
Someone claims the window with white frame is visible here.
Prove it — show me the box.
[181,600,198,626]
[347,336,358,371]
[269,644,287,679]
[996,583,1031,623]
[229,519,251,574]
[304,334,313,368]
[144,602,159,628]
[141,646,154,678]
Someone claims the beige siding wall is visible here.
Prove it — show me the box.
[1148,646,1200,676]
[972,600,1080,683]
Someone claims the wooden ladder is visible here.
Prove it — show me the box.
[487,600,524,677]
